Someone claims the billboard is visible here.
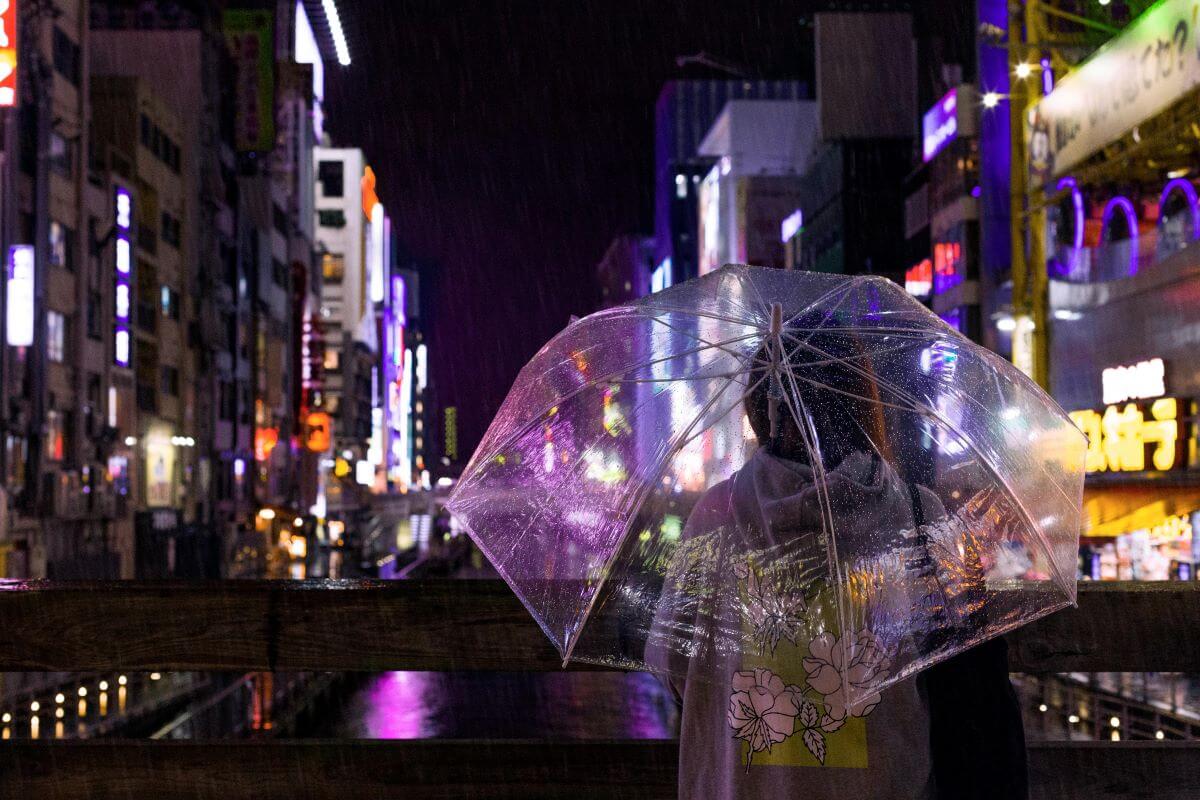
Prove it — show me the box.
[224,9,276,153]
[922,89,958,162]
[1031,0,1200,178]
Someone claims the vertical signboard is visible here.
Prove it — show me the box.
[223,10,276,153]
[0,0,16,107]
[113,187,132,367]
[5,244,33,345]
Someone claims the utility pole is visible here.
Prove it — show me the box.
[1008,0,1050,388]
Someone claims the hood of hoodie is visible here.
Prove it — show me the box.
[728,447,912,556]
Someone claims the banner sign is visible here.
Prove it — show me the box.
[1031,0,1200,179]
[223,9,276,153]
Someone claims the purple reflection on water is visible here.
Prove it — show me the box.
[359,671,432,738]
[337,671,677,739]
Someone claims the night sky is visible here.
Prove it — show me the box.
[325,1,814,459]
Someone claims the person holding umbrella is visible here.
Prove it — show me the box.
[449,266,1084,800]
[647,319,1028,799]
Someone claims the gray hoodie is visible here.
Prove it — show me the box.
[652,447,939,800]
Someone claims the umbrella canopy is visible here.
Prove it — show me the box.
[448,265,1084,710]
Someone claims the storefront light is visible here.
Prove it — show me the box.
[259,508,276,521]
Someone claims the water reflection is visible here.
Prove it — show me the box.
[326,671,677,740]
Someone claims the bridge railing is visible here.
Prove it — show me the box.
[0,579,1195,799]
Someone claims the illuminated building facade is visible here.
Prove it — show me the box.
[313,146,378,512]
[0,0,344,580]
[1027,0,1200,580]
[696,99,816,274]
[0,0,123,579]
[785,13,917,285]
[653,80,807,288]
[900,0,996,344]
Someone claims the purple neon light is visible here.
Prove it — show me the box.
[114,186,133,367]
[1056,177,1084,277]
[1040,57,1053,95]
[1159,178,1200,241]
[1101,195,1139,276]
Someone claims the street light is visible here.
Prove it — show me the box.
[1014,62,1033,79]
[982,91,1002,109]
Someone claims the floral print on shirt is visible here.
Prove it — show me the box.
[727,562,891,768]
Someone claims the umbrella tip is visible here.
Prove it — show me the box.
[770,303,783,336]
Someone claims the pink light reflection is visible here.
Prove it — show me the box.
[359,671,431,739]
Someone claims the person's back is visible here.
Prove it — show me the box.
[664,446,937,800]
[650,321,1027,799]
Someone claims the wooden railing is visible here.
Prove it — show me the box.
[0,579,1195,799]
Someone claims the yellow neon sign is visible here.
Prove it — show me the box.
[1069,398,1179,474]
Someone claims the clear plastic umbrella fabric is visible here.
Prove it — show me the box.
[448,264,1085,718]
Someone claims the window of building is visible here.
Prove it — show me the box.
[219,381,236,421]
[160,212,181,248]
[45,410,65,461]
[322,253,344,284]
[160,286,180,320]
[318,160,344,197]
[161,365,180,397]
[49,221,75,270]
[49,132,73,177]
[273,204,288,235]
[323,348,339,371]
[318,209,346,229]
[46,311,66,362]
[52,28,80,85]
[140,114,151,148]
[86,290,102,339]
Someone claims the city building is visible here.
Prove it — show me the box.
[0,0,349,581]
[90,75,199,578]
[653,80,808,288]
[596,234,654,309]
[901,0,1002,343]
[0,0,121,579]
[696,99,817,274]
[312,146,378,516]
[782,12,917,287]
[1026,0,1200,581]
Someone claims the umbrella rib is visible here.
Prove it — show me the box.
[645,312,760,360]
[781,276,866,331]
[561,344,762,666]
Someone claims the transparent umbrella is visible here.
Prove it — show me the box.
[448,264,1084,720]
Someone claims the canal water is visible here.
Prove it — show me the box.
[315,671,678,739]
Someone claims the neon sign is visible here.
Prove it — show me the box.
[0,1,17,108]
[922,88,958,162]
[5,244,33,346]
[113,187,133,367]
[1102,357,1165,406]
[904,258,932,298]
[1069,397,1181,473]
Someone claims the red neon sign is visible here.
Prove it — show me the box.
[0,1,17,108]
